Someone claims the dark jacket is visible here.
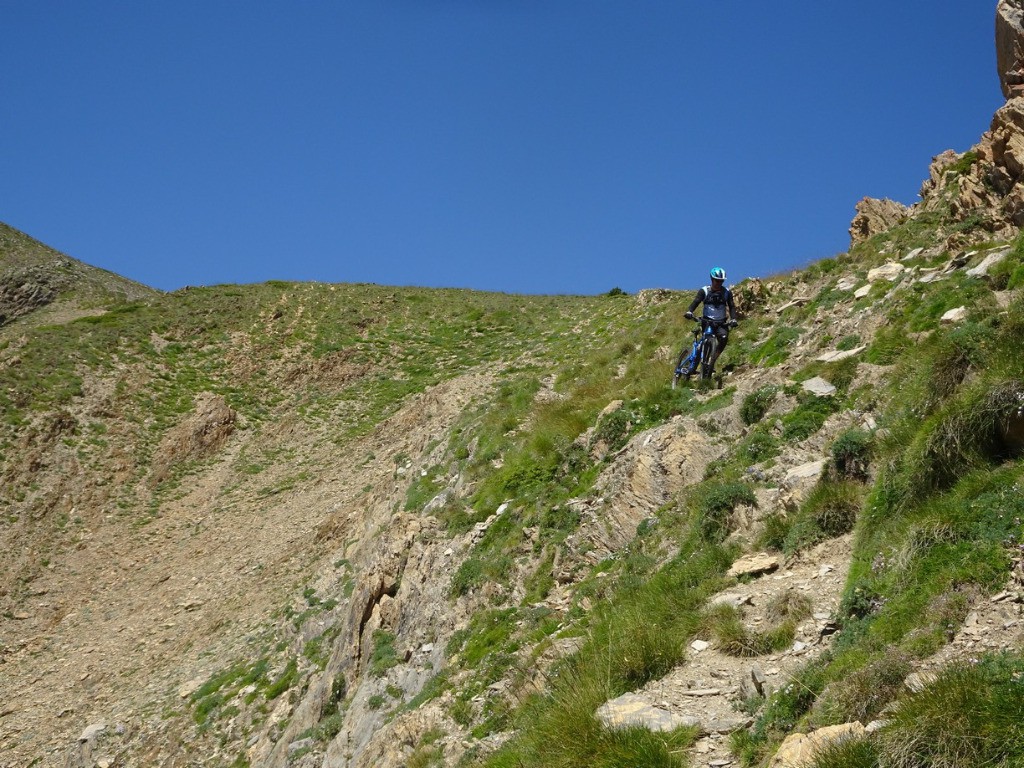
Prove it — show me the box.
[687,284,737,323]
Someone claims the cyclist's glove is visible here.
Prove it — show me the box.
[684,311,694,320]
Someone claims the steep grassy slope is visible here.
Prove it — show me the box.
[4,200,1024,768]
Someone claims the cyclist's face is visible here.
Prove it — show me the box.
[711,278,724,288]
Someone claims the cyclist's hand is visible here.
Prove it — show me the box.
[729,319,738,328]
[684,311,694,320]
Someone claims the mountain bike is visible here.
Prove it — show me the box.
[672,318,729,389]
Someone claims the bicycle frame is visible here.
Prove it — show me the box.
[678,318,727,382]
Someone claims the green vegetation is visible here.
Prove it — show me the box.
[369,631,401,677]
[740,384,778,425]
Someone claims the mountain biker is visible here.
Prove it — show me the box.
[675,267,738,377]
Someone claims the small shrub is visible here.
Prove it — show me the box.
[703,604,796,658]
[836,334,862,352]
[831,429,873,480]
[693,481,758,540]
[782,396,838,442]
[765,589,813,624]
[757,513,791,552]
[739,430,781,463]
[785,481,862,553]
[741,385,779,425]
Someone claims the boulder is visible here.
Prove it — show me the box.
[835,277,858,291]
[149,392,237,486]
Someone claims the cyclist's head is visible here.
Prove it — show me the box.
[710,266,726,284]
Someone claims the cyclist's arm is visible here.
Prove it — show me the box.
[686,288,706,315]
[727,289,738,321]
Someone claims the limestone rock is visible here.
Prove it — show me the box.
[636,288,673,306]
[769,722,866,768]
[966,247,1011,276]
[801,377,837,397]
[853,284,871,299]
[785,459,828,486]
[733,278,771,316]
[998,1,1024,100]
[940,306,968,324]
[866,262,905,283]
[702,716,753,735]
[596,692,699,733]
[849,198,908,246]
[78,723,107,742]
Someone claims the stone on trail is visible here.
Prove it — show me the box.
[853,284,871,298]
[703,716,753,735]
[596,692,699,733]
[727,553,780,578]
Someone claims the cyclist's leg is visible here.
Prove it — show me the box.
[709,325,729,369]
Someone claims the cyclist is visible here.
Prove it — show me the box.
[675,266,739,377]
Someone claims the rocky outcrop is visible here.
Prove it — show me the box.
[998,0,1024,99]
[149,393,237,485]
[849,197,908,246]
[0,264,65,326]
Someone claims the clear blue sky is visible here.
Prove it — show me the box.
[1,2,1003,295]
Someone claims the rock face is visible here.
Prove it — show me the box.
[849,197,908,246]
[997,0,1024,99]
[149,392,237,485]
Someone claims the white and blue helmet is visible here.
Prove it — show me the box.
[710,267,726,281]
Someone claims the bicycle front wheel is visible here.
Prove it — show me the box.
[700,337,718,380]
